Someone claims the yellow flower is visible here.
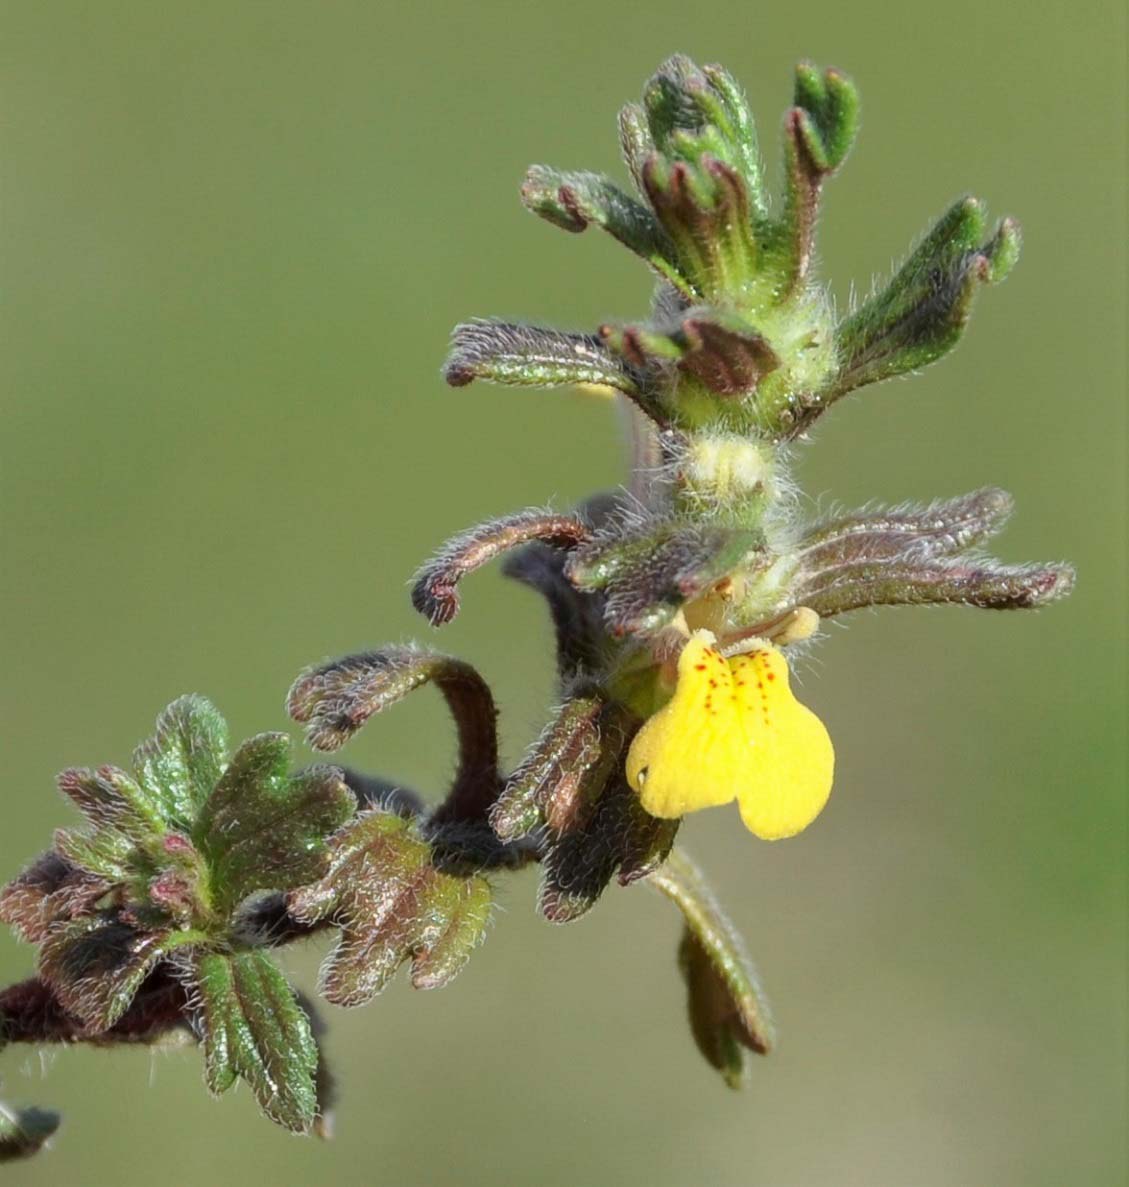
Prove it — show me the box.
[625,630,834,840]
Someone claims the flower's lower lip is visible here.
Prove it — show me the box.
[625,631,834,840]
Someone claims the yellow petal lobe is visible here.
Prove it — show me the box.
[625,631,739,819]
[728,647,834,840]
[625,631,834,840]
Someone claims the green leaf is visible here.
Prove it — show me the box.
[0,1101,60,1163]
[39,918,204,1031]
[777,63,859,295]
[194,733,355,914]
[194,950,318,1133]
[8,701,230,912]
[292,989,337,1140]
[640,153,758,299]
[131,695,228,830]
[52,822,136,882]
[287,810,493,1007]
[700,63,766,217]
[56,766,164,840]
[833,199,1021,395]
[639,56,766,217]
[648,848,774,1086]
[792,62,860,173]
[49,765,176,883]
[521,166,689,295]
[643,55,706,148]
[617,101,654,195]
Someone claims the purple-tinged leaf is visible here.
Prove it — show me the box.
[501,537,609,683]
[796,488,1014,569]
[600,306,780,398]
[567,519,760,639]
[0,852,109,943]
[288,648,500,823]
[287,810,493,1007]
[794,556,1076,617]
[539,773,678,924]
[411,508,590,628]
[491,693,627,841]
[39,918,204,1032]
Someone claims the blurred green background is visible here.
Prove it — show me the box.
[2,2,1124,1184]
